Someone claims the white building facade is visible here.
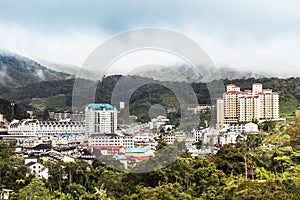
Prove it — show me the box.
[8,119,84,136]
[217,83,279,129]
[149,116,170,130]
[85,104,117,135]
[88,133,134,148]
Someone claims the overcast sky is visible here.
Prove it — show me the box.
[0,0,300,77]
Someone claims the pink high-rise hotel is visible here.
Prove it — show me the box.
[217,83,279,129]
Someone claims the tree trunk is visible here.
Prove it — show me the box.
[244,154,247,181]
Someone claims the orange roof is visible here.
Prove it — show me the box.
[126,155,149,161]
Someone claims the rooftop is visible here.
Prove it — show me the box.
[87,146,124,150]
[126,147,151,153]
[87,103,114,110]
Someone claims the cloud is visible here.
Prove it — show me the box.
[0,21,107,66]
[0,0,300,77]
[182,25,300,77]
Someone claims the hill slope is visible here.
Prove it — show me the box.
[0,51,72,87]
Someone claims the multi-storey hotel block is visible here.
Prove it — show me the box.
[217,83,279,129]
[85,103,134,147]
[85,103,117,135]
[8,119,85,136]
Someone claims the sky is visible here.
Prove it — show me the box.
[0,0,300,77]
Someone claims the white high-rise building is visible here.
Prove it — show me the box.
[217,83,279,129]
[85,104,117,135]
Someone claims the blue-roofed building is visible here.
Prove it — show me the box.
[85,103,117,135]
[125,147,154,157]
[87,104,114,110]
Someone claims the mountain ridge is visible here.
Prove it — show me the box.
[0,50,72,87]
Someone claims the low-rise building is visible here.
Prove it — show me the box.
[229,122,259,134]
[8,119,84,137]
[149,116,170,130]
[24,158,48,179]
[219,131,240,145]
[87,146,125,156]
[125,147,154,157]
[88,133,134,148]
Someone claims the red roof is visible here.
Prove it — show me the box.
[126,155,149,161]
[225,91,240,94]
[253,83,262,85]
[227,84,236,86]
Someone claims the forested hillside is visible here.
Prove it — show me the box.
[0,76,300,123]
[0,99,29,121]
[0,52,71,87]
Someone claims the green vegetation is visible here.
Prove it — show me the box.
[0,53,70,87]
[29,94,69,111]
[0,99,29,121]
[2,118,300,199]
[1,76,300,125]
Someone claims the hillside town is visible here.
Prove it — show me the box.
[0,83,283,187]
[2,1,300,198]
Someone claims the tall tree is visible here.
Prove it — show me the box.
[17,178,51,200]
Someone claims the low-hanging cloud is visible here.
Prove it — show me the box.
[1,0,300,77]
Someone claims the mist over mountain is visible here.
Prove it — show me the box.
[37,59,80,75]
[0,51,299,125]
[0,50,72,87]
[37,59,99,80]
[129,65,270,82]
[218,66,270,80]
[0,49,274,88]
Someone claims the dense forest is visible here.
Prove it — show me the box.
[0,99,29,121]
[0,76,300,123]
[1,117,300,199]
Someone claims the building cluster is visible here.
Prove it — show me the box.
[1,86,283,176]
[5,104,160,171]
[148,116,171,130]
[217,83,280,129]
[48,111,85,122]
[188,122,260,156]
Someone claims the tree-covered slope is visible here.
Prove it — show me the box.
[0,51,72,87]
[1,75,300,123]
